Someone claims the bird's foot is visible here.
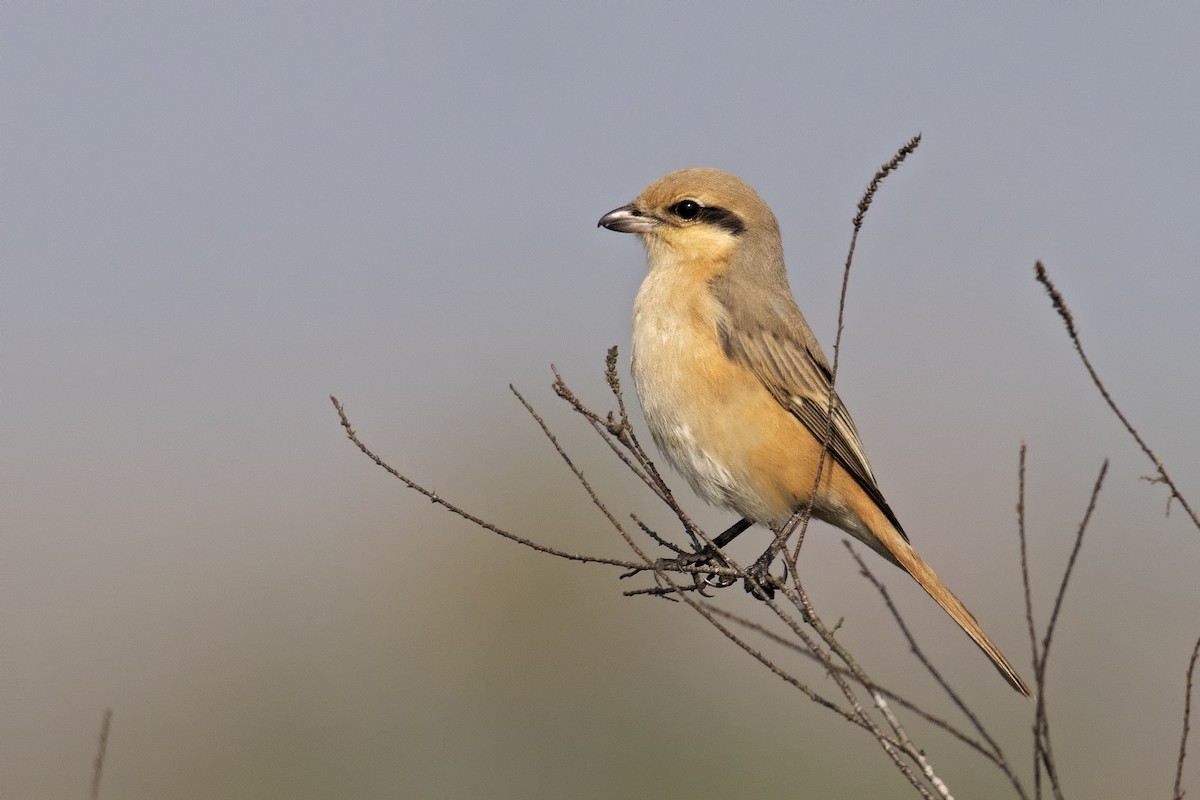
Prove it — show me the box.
[651,547,738,593]
[743,547,788,601]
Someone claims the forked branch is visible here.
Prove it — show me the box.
[1034,261,1199,533]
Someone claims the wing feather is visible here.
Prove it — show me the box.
[710,278,907,539]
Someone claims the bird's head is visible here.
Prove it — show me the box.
[598,167,782,273]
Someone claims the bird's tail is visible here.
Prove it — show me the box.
[871,522,1033,697]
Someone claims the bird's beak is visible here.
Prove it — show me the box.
[598,203,659,234]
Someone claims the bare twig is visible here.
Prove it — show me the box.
[702,602,1004,762]
[666,577,944,800]
[846,542,1028,800]
[1031,458,1109,800]
[549,355,944,798]
[873,689,954,800]
[1041,460,1108,668]
[330,395,641,571]
[1034,261,1199,533]
[1176,636,1200,800]
[90,708,112,800]
[1018,445,1039,682]
[852,134,924,232]
[778,132,953,798]
[1017,445,1047,800]
[552,356,709,550]
[629,514,687,556]
[761,578,945,800]
[790,133,923,566]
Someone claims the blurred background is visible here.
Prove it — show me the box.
[5,4,1199,798]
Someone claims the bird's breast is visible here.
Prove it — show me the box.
[631,265,790,523]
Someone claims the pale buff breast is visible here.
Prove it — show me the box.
[631,263,796,525]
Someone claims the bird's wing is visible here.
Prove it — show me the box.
[710,278,907,538]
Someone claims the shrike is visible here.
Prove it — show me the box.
[599,167,1031,696]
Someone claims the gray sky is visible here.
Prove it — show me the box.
[6,4,1200,798]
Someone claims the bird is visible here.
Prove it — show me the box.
[598,167,1032,696]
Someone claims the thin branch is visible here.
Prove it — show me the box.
[1034,261,1199,533]
[509,386,659,570]
[551,366,658,494]
[335,382,926,786]
[330,395,640,570]
[1017,445,1046,800]
[586,344,945,798]
[845,543,1029,800]
[702,602,1002,763]
[1176,636,1200,800]
[760,581,941,799]
[790,133,922,566]
[872,689,954,800]
[562,484,868,738]
[551,361,706,549]
[676,581,942,800]
[1040,459,1108,668]
[757,134,949,798]
[814,133,953,798]
[678,591,869,729]
[1032,458,1109,800]
[852,134,924,232]
[629,514,687,556]
[90,708,112,800]
[1018,444,1039,675]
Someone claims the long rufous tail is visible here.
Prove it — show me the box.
[875,524,1033,697]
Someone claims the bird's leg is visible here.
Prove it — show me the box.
[711,517,753,549]
[650,517,753,590]
[694,517,753,588]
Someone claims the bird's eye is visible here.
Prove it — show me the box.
[671,199,702,220]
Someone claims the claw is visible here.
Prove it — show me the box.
[703,571,738,589]
[743,547,789,601]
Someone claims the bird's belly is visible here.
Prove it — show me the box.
[631,298,795,525]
